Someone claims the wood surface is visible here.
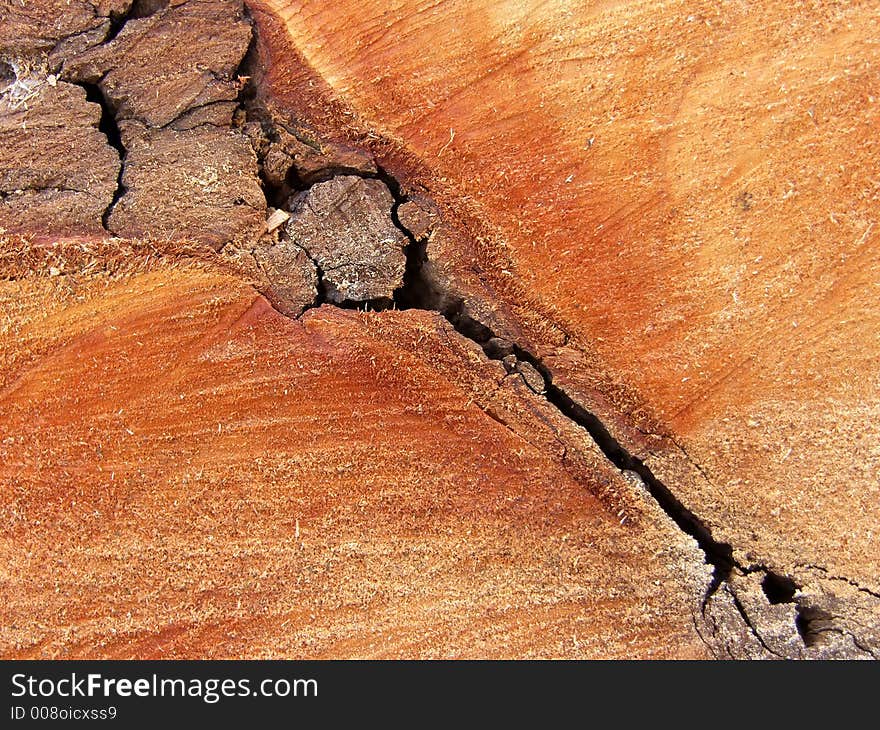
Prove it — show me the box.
[1,0,877,658]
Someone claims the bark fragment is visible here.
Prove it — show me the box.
[2,0,265,245]
[253,119,377,189]
[0,1,125,56]
[0,77,119,234]
[252,237,318,317]
[61,0,252,129]
[397,199,440,241]
[284,176,407,305]
[106,121,264,249]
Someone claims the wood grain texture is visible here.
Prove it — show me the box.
[0,262,708,658]
[253,0,880,589]
[2,0,878,658]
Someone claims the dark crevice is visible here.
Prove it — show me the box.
[236,22,290,211]
[234,12,260,122]
[104,15,127,43]
[232,9,853,658]
[104,2,140,43]
[385,205,739,597]
[393,239,435,311]
[104,0,169,44]
[237,18,391,213]
[793,563,880,600]
[0,60,15,94]
[251,114,749,611]
[795,606,834,648]
[762,571,798,605]
[374,172,837,658]
[290,166,385,191]
[375,164,405,202]
[160,100,237,131]
[335,296,396,313]
[78,81,126,230]
[290,241,328,310]
[281,166,305,200]
[548,382,739,596]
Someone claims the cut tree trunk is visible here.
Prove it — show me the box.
[0,0,877,659]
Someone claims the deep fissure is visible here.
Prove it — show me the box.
[795,606,834,648]
[389,195,832,654]
[236,29,809,653]
[761,571,798,605]
[729,589,785,658]
[252,137,747,600]
[52,0,842,655]
[384,203,828,651]
[78,81,126,229]
[3,0,871,658]
[356,169,747,596]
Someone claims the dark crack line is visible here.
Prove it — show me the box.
[159,99,238,131]
[289,240,329,312]
[372,176,748,606]
[389,227,743,599]
[245,100,780,653]
[536,365,738,596]
[793,563,880,600]
[364,175,849,659]
[850,634,879,659]
[72,81,126,231]
[385,219,877,658]
[728,587,788,659]
[691,608,714,654]
[806,625,877,659]
[230,4,877,659]
[104,4,135,43]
